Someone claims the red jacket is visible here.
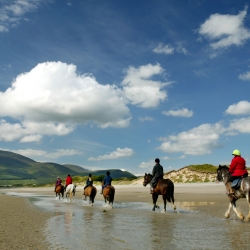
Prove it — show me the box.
[229,156,248,176]
[66,176,73,186]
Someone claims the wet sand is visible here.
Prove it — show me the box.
[1,183,250,249]
[0,194,52,250]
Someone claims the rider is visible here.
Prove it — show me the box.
[54,177,62,192]
[83,174,93,200]
[100,171,112,194]
[65,174,73,191]
[150,158,164,194]
[227,149,248,195]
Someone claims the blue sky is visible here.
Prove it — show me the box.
[0,0,250,175]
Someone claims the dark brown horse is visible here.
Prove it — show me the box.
[55,184,64,200]
[103,185,115,208]
[83,185,97,206]
[143,173,176,212]
[216,165,250,221]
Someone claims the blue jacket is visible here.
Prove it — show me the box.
[103,175,112,187]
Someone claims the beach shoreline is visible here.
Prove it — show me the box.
[1,182,249,249]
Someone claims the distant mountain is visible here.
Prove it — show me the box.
[0,150,136,185]
[62,164,89,173]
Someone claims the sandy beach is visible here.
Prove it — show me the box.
[1,182,250,249]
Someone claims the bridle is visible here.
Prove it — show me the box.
[217,169,230,182]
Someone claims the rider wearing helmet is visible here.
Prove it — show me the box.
[150,158,164,194]
[227,149,248,195]
[54,176,62,192]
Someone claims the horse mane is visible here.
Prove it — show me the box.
[218,165,229,170]
[147,173,153,177]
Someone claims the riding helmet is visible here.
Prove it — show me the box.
[232,149,241,156]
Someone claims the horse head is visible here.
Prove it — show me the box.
[216,165,230,182]
[143,173,152,186]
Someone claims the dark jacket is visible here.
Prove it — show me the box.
[103,175,112,187]
[86,177,93,186]
[152,164,164,179]
[151,164,164,187]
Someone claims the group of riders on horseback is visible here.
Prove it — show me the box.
[54,171,113,196]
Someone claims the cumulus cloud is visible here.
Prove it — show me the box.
[88,147,134,161]
[228,117,250,133]
[20,134,42,143]
[0,0,54,32]
[121,63,169,108]
[198,7,250,49]
[11,148,80,159]
[0,61,133,141]
[162,108,193,117]
[158,123,225,155]
[239,71,250,81]
[225,101,250,115]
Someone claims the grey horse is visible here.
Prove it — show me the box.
[216,165,250,222]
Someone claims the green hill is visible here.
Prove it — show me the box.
[0,150,136,186]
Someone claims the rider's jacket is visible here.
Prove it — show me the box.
[103,175,112,186]
[152,164,164,179]
[55,179,62,186]
[66,176,73,186]
[229,156,248,177]
[86,177,93,186]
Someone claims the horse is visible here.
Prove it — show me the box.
[103,185,115,208]
[83,185,97,206]
[143,173,176,212]
[216,165,250,222]
[55,184,64,200]
[65,184,76,202]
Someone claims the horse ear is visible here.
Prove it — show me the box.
[145,173,147,176]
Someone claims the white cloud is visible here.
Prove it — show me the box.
[239,71,250,81]
[198,7,250,49]
[158,123,225,155]
[19,134,42,143]
[0,0,54,32]
[121,63,169,108]
[0,119,74,142]
[11,148,80,159]
[162,108,193,117]
[153,44,174,54]
[153,43,188,55]
[228,117,250,133]
[0,62,131,139]
[225,101,250,115]
[88,147,134,161]
[139,116,153,122]
[139,159,155,169]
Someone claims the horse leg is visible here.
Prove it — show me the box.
[163,196,166,212]
[152,194,158,211]
[225,203,232,218]
[231,201,244,221]
[244,193,250,222]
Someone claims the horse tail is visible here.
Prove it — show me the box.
[165,179,175,203]
[109,186,115,203]
[90,186,97,201]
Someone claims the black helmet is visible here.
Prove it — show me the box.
[106,171,110,176]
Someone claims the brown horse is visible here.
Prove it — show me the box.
[55,184,64,200]
[103,185,115,208]
[216,165,250,222]
[83,185,97,206]
[143,173,176,212]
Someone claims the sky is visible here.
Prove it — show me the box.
[0,0,250,176]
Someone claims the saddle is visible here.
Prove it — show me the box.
[231,174,248,189]
[231,178,242,189]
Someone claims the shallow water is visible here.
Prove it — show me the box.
[4,192,250,250]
